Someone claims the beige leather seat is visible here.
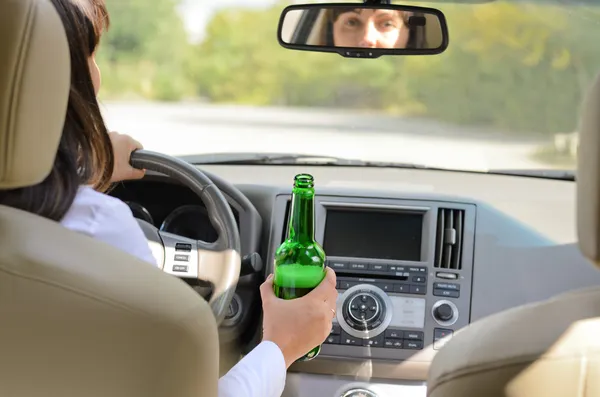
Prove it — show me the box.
[0,1,219,395]
[427,80,600,394]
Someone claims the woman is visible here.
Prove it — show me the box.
[0,1,338,396]
[320,7,427,49]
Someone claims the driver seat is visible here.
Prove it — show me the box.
[0,1,219,396]
[426,78,600,394]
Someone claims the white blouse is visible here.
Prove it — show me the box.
[61,186,287,397]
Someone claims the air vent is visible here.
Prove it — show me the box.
[281,199,291,243]
[434,208,465,270]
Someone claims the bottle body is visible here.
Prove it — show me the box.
[273,174,326,361]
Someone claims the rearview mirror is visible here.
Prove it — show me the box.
[278,3,449,58]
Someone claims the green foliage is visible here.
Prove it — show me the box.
[96,0,600,135]
[96,0,192,100]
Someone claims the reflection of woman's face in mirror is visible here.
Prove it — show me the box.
[332,9,409,49]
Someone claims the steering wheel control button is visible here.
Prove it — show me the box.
[433,328,454,350]
[432,300,459,326]
[174,254,189,262]
[175,243,192,252]
[172,265,188,272]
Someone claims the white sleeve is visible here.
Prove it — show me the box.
[218,341,287,397]
[90,198,158,267]
[60,186,159,267]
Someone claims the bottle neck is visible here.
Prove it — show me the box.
[288,188,315,243]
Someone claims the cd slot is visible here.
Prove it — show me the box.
[335,272,408,282]
[327,260,427,279]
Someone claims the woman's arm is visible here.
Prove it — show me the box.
[67,189,336,397]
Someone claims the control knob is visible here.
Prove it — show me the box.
[343,291,385,331]
[337,284,393,339]
[432,300,458,326]
[433,303,454,322]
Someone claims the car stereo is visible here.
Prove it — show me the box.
[270,195,475,361]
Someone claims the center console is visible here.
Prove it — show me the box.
[268,195,476,362]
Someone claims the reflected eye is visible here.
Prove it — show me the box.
[379,20,398,30]
[344,17,360,28]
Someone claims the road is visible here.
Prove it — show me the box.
[100,101,548,171]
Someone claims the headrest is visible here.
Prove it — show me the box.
[577,73,600,268]
[0,0,70,189]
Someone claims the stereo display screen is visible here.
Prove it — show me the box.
[323,209,423,261]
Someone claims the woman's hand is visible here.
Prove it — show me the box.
[108,131,145,182]
[260,267,338,368]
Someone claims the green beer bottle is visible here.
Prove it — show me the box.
[273,173,326,361]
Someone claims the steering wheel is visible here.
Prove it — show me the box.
[130,150,241,325]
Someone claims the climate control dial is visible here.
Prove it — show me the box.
[337,284,392,339]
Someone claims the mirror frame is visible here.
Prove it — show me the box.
[277,2,450,58]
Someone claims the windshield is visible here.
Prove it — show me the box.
[96,0,599,173]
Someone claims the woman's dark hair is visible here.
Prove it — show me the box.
[0,0,114,222]
[322,8,427,49]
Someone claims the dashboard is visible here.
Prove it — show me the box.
[110,163,600,397]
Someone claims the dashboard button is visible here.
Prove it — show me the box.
[326,335,341,344]
[412,276,426,284]
[434,289,460,298]
[410,285,427,295]
[174,254,189,262]
[172,265,188,272]
[330,324,341,335]
[370,264,385,271]
[350,263,368,271]
[391,340,403,349]
[339,281,353,289]
[404,331,424,341]
[434,282,460,291]
[329,262,348,270]
[363,335,384,347]
[378,283,394,292]
[341,332,361,346]
[394,284,409,293]
[405,341,424,350]
[385,329,403,339]
[433,328,454,350]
